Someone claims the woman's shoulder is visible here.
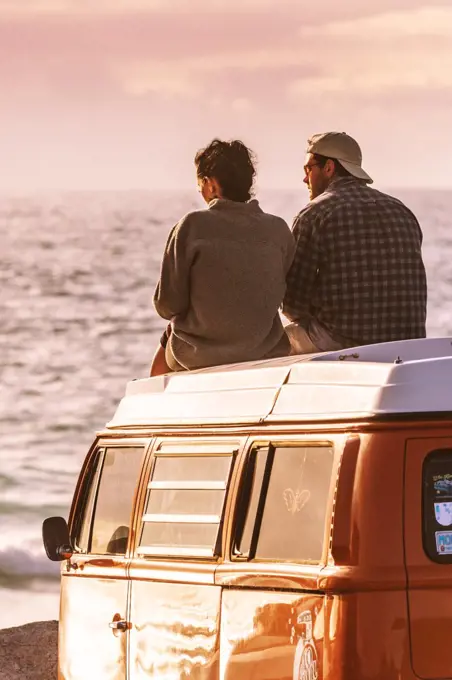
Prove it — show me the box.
[180,207,210,222]
[173,208,212,232]
[257,207,292,234]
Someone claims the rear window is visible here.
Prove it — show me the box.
[138,442,237,558]
[234,443,334,563]
[423,449,452,563]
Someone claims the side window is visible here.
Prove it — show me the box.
[72,446,144,556]
[423,449,452,563]
[76,450,103,551]
[235,444,334,563]
[138,442,236,558]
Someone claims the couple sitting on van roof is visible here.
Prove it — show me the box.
[150,132,427,376]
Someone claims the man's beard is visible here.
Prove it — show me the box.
[310,177,329,200]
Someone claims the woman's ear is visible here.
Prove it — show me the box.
[199,176,221,202]
[198,176,213,203]
[209,177,222,199]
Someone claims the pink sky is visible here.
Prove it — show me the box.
[1,0,452,191]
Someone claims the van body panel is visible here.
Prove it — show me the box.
[220,588,414,680]
[220,589,413,680]
[128,578,221,679]
[330,436,360,565]
[334,431,406,572]
[129,559,216,585]
[405,437,452,679]
[58,565,128,680]
[220,588,324,680]
[336,591,413,680]
[215,562,321,592]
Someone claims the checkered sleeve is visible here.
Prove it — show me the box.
[282,208,321,323]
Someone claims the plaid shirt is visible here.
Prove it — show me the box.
[283,177,427,345]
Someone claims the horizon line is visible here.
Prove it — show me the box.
[0,185,452,197]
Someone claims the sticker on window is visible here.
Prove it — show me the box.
[433,475,452,497]
[423,450,452,563]
[435,502,452,526]
[435,531,452,554]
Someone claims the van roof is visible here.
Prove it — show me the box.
[107,337,452,429]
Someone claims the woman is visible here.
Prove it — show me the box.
[150,138,294,375]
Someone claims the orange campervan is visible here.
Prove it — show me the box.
[43,337,452,680]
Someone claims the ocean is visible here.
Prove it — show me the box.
[0,187,450,630]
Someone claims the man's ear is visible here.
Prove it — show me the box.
[325,158,336,177]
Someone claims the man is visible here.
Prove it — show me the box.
[283,131,427,354]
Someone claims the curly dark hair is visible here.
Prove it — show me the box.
[194,138,256,202]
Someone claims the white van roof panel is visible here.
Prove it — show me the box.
[107,337,452,428]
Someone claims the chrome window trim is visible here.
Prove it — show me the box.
[137,545,214,558]
[155,445,235,455]
[143,513,221,524]
[148,480,226,490]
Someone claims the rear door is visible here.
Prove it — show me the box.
[215,437,339,680]
[405,437,452,679]
[128,437,243,680]
[60,441,147,680]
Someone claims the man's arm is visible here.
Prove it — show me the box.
[282,207,321,323]
[153,218,192,321]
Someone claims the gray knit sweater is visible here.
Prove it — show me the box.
[154,198,295,370]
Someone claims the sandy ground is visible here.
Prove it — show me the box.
[0,620,57,680]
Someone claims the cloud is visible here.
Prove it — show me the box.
[288,6,452,99]
[0,9,316,110]
[0,11,304,83]
[1,3,451,104]
[114,10,452,101]
[300,6,452,39]
[0,0,306,15]
[288,61,452,98]
[1,0,451,18]
[111,49,319,101]
[114,49,315,90]
[121,72,200,98]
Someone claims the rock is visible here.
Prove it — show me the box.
[0,620,58,680]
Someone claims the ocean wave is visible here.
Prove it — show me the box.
[0,542,60,582]
[0,501,68,518]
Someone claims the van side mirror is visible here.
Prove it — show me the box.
[42,516,73,561]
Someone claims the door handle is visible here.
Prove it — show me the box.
[109,619,130,632]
